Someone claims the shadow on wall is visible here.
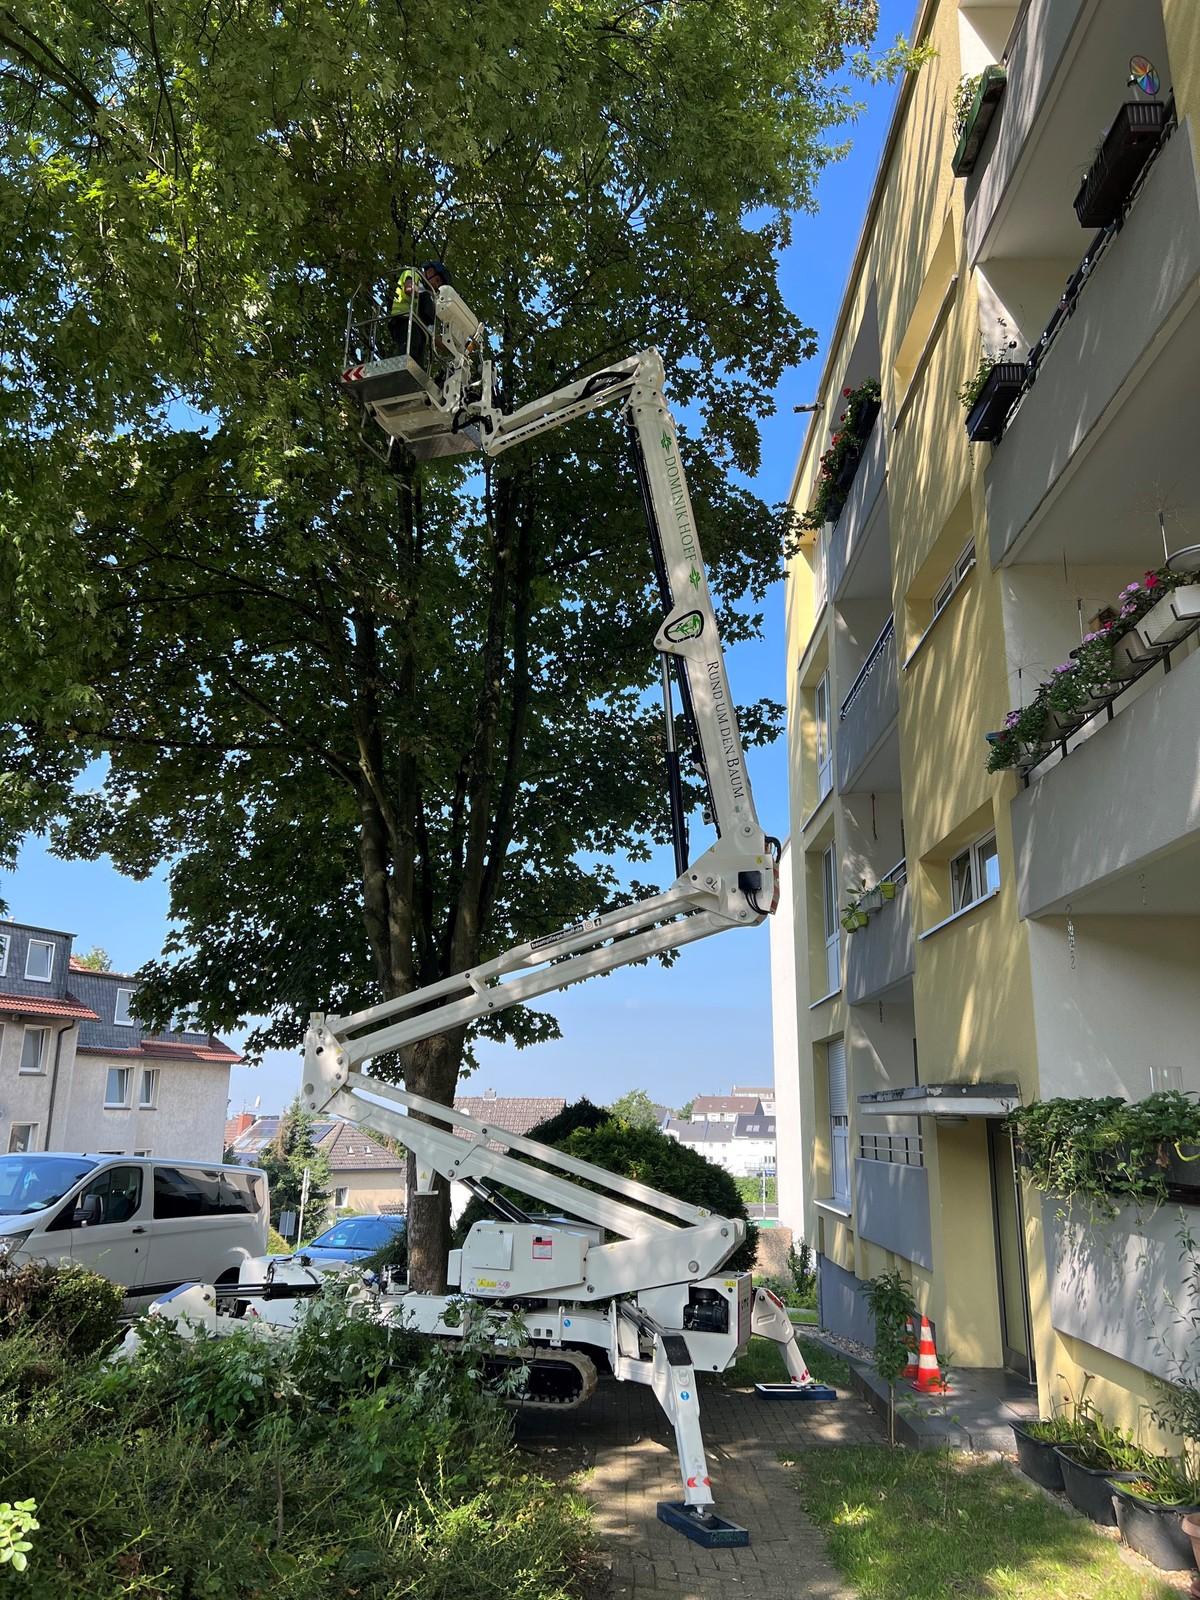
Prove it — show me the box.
[1043,1195,1200,1384]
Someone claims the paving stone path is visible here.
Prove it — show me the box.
[516,1377,884,1599]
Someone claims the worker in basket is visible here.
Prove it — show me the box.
[389,260,452,368]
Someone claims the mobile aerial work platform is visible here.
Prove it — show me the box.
[148,282,834,1546]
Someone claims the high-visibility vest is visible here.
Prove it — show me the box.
[391,269,421,319]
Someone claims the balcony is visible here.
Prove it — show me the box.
[828,416,888,602]
[986,117,1200,566]
[1011,644,1200,917]
[836,616,898,792]
[854,1152,932,1270]
[965,0,1170,267]
[845,869,915,1006]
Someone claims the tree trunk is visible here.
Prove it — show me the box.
[401,1027,467,1292]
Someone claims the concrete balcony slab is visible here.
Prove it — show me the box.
[1011,645,1200,917]
[845,878,914,1006]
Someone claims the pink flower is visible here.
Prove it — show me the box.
[1053,662,1077,675]
[1120,582,1140,597]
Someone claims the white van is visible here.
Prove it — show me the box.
[0,1153,269,1307]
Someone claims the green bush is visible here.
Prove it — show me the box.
[0,1290,596,1597]
[455,1099,757,1271]
[0,1260,123,1358]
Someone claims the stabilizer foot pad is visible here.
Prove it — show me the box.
[656,1502,750,1547]
[755,1382,838,1401]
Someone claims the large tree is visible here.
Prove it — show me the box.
[1,0,907,1286]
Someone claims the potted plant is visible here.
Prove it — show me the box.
[1112,1457,1200,1571]
[1055,1420,1148,1524]
[1011,1386,1097,1491]
[951,64,1007,178]
[1139,583,1200,649]
[1074,100,1168,229]
[960,318,1023,443]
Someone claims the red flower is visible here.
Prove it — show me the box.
[1144,571,1161,587]
[842,387,852,397]
[839,412,846,422]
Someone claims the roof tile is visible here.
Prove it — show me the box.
[0,991,99,1022]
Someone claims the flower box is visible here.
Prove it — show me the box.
[1055,1446,1140,1525]
[1138,584,1200,648]
[951,64,1007,178]
[964,362,1024,443]
[1110,626,1165,678]
[834,446,863,496]
[1011,1423,1065,1491]
[1074,101,1168,229]
[1112,1483,1200,1572]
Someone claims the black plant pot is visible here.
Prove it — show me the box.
[1113,1485,1200,1572]
[1012,1424,1065,1491]
[1163,1143,1200,1201]
[964,362,1025,443]
[1056,1446,1139,1526]
[1074,101,1168,229]
[834,445,863,495]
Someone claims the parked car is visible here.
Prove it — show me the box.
[0,1152,269,1307]
[293,1212,406,1265]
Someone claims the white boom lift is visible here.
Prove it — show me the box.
[145,282,834,1547]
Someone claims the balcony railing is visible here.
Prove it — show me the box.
[840,615,896,721]
[1019,623,1199,785]
[859,1131,924,1167]
[988,100,1177,447]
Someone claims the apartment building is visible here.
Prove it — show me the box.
[0,919,239,1160]
[777,0,1200,1423]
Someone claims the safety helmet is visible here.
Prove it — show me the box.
[420,260,452,286]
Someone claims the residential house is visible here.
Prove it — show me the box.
[0,919,238,1160]
[228,1114,407,1217]
[665,1106,777,1179]
[775,0,1200,1424]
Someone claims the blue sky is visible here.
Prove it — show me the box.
[6,3,912,1119]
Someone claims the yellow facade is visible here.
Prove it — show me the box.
[777,0,1200,1436]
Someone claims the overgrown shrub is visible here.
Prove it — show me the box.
[0,1288,596,1597]
[0,1260,123,1357]
[455,1098,757,1271]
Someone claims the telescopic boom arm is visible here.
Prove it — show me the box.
[313,300,778,1103]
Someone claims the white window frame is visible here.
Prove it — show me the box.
[815,672,833,802]
[8,1123,37,1154]
[950,829,1000,914]
[138,1068,160,1109]
[19,1026,49,1076]
[333,1186,349,1209]
[104,1066,132,1109]
[0,932,9,977]
[114,988,136,1027]
[822,844,841,995]
[24,939,55,983]
[134,1149,151,1157]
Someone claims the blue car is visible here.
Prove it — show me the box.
[296,1213,406,1265]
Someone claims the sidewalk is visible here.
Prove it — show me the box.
[516,1375,883,1599]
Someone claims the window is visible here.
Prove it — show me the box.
[815,673,833,801]
[24,940,54,982]
[138,1069,159,1109]
[933,540,976,620]
[114,988,135,1027]
[55,1165,143,1228]
[8,1124,37,1154]
[950,830,1000,913]
[104,1067,131,1108]
[334,1187,349,1209]
[19,1027,49,1075]
[828,1038,850,1207]
[0,932,8,976]
[153,1166,261,1218]
[822,844,841,994]
[133,1150,151,1157]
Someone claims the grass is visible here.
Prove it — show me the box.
[706,1335,851,1390]
[789,1306,819,1325]
[788,1446,1180,1600]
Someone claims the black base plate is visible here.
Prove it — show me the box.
[755,1381,838,1401]
[656,1502,750,1547]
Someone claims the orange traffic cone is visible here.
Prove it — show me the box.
[909,1315,949,1393]
[902,1317,920,1383]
